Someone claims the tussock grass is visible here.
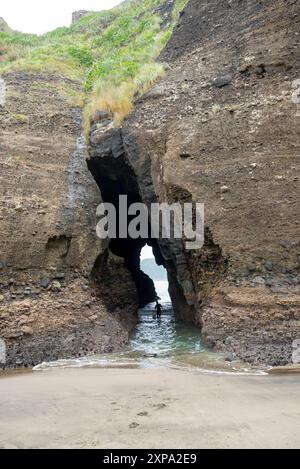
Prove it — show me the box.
[84,62,165,138]
[172,0,189,20]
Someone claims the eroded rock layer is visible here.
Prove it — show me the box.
[0,72,137,367]
[1,0,299,367]
[120,0,300,365]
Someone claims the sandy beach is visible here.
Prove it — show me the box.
[0,368,299,449]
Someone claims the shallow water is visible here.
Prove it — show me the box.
[34,282,267,375]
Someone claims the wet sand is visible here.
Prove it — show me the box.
[0,368,299,449]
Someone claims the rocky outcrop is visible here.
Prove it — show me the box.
[0,72,102,273]
[0,18,11,33]
[87,119,161,308]
[1,256,137,367]
[88,113,198,323]
[0,72,137,367]
[118,0,300,365]
[72,11,90,24]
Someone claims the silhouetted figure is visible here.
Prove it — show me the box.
[155,301,163,320]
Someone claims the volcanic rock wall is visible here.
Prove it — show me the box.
[0,72,137,367]
[120,0,300,365]
[1,0,299,367]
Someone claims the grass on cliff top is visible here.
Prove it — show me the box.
[0,0,188,137]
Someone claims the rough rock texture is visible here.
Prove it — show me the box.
[72,11,90,24]
[0,18,11,33]
[1,257,137,368]
[0,72,137,367]
[87,120,163,309]
[119,0,300,365]
[1,0,300,368]
[88,118,197,323]
[0,72,102,272]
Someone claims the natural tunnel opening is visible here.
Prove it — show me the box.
[126,245,206,367]
[140,245,171,305]
[87,134,166,309]
[87,126,197,324]
[109,237,159,308]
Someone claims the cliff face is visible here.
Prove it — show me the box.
[0,72,137,367]
[117,0,299,365]
[0,72,101,272]
[1,0,299,368]
[0,0,186,368]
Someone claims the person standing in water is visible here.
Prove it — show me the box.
[154,301,163,320]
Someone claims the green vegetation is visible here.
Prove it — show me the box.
[172,0,189,20]
[0,0,188,138]
[11,113,29,123]
[211,104,222,114]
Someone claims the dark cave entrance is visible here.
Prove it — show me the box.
[109,237,163,308]
[87,129,198,321]
[87,148,166,308]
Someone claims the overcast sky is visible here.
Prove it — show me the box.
[141,245,154,260]
[1,0,123,35]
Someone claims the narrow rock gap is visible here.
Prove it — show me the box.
[87,134,158,308]
[87,125,196,320]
